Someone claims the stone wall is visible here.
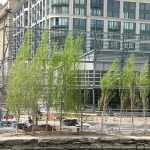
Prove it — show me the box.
[0,135,150,149]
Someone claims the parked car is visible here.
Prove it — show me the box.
[62,118,78,126]
[62,118,91,127]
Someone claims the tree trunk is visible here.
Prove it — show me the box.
[15,114,19,133]
[130,91,134,132]
[46,107,49,131]
[143,101,147,132]
[101,96,107,131]
[119,101,123,133]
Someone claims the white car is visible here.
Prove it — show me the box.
[76,122,91,128]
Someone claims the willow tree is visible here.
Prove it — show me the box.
[6,31,31,132]
[118,70,129,133]
[26,29,49,127]
[99,58,118,131]
[45,44,62,131]
[54,32,83,132]
[123,53,135,132]
[136,60,149,132]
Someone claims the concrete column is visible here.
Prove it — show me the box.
[136,1,139,20]
[136,22,140,51]
[103,19,108,49]
[103,0,107,17]
[68,0,73,30]
[120,0,123,18]
[86,0,90,16]
[69,0,73,15]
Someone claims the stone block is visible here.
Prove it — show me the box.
[6,139,23,146]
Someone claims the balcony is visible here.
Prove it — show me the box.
[91,3,103,8]
[52,10,69,15]
[108,25,121,30]
[52,0,69,6]
[91,24,103,29]
[51,22,68,28]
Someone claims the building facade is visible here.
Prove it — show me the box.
[0,0,18,103]
[10,0,150,109]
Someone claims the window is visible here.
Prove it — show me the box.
[24,2,28,8]
[53,6,68,14]
[91,9,103,16]
[107,0,120,18]
[73,18,86,30]
[124,2,135,9]
[124,22,135,30]
[140,43,150,50]
[123,2,135,19]
[52,18,68,26]
[140,23,150,40]
[52,0,69,4]
[108,41,120,49]
[74,8,85,15]
[91,0,103,8]
[124,42,135,50]
[74,0,86,4]
[90,40,103,49]
[139,3,150,20]
[74,0,86,15]
[140,23,150,31]
[90,0,103,16]
[108,21,120,30]
[91,20,103,29]
[73,18,86,26]
[107,10,119,18]
[108,31,120,39]
[47,0,50,15]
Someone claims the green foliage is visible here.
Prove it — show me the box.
[54,32,83,112]
[136,60,149,111]
[6,30,31,114]
[99,58,118,109]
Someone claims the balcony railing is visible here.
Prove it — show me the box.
[91,24,103,29]
[52,0,69,5]
[108,25,121,30]
[52,10,69,14]
[90,3,103,8]
[51,22,68,27]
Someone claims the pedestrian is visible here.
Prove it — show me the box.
[0,107,3,126]
[28,116,33,124]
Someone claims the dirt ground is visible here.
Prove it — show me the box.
[1,117,150,138]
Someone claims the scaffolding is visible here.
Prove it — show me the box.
[2,24,150,108]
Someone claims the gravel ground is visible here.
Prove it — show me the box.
[0,117,150,137]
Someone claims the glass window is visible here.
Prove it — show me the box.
[107,11,112,17]
[113,1,119,8]
[108,41,120,49]
[139,3,145,10]
[140,23,145,30]
[130,2,136,9]
[114,11,119,17]
[80,8,85,15]
[74,8,79,15]
[107,0,112,7]
[145,3,150,10]
[80,0,85,4]
[124,2,128,8]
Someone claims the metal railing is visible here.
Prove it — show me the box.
[97,109,150,117]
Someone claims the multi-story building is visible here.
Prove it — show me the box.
[10,0,150,109]
[0,0,18,103]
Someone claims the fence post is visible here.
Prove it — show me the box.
[126,109,127,117]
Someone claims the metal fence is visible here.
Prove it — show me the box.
[97,109,150,117]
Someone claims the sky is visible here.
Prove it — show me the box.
[1,0,7,4]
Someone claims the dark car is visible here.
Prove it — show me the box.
[62,118,79,126]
